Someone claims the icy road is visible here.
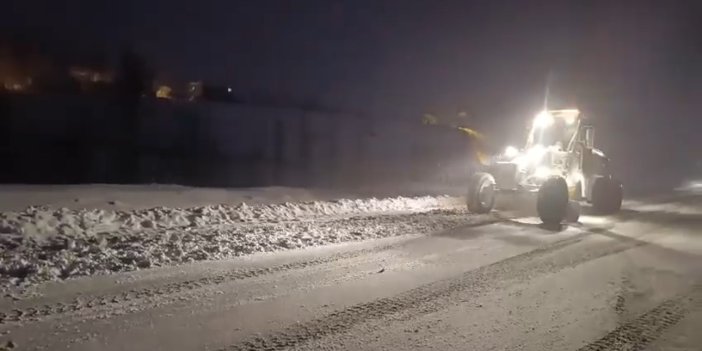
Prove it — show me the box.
[1,194,701,350]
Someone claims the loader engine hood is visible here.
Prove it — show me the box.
[498,145,563,180]
[493,109,582,186]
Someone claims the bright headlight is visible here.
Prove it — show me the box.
[534,166,551,178]
[526,144,546,163]
[516,144,547,170]
[533,110,554,129]
[504,146,519,158]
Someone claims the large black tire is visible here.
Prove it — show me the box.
[592,176,623,214]
[537,177,569,225]
[467,172,496,214]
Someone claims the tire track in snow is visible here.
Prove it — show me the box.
[577,285,701,351]
[0,213,501,325]
[0,244,396,325]
[221,228,648,351]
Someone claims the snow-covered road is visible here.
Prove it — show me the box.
[0,192,701,350]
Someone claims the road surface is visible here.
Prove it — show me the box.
[1,195,701,350]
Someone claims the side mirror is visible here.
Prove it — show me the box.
[584,126,595,149]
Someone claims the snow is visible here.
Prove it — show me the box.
[0,193,467,289]
[675,179,702,194]
[0,195,460,238]
[624,199,702,216]
[6,183,697,292]
[0,185,338,212]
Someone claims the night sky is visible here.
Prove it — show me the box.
[2,0,701,185]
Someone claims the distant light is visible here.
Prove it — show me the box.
[227,87,232,93]
[156,85,173,99]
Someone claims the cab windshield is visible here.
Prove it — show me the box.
[530,117,577,150]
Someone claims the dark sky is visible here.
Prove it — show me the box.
[2,0,701,183]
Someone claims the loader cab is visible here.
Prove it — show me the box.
[582,123,595,149]
[525,109,581,151]
[577,119,605,176]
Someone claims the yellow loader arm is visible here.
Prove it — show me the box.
[422,114,491,165]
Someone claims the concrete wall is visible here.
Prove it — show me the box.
[0,94,474,189]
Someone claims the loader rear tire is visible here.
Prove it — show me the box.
[566,200,581,223]
[467,172,496,214]
[592,176,623,214]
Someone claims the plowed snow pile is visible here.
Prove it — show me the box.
[0,196,469,289]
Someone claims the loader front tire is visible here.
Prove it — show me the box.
[467,172,496,214]
[537,176,569,225]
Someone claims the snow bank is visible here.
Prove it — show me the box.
[0,195,459,240]
[0,196,466,289]
[0,185,335,211]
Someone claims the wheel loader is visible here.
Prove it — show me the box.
[465,109,623,224]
